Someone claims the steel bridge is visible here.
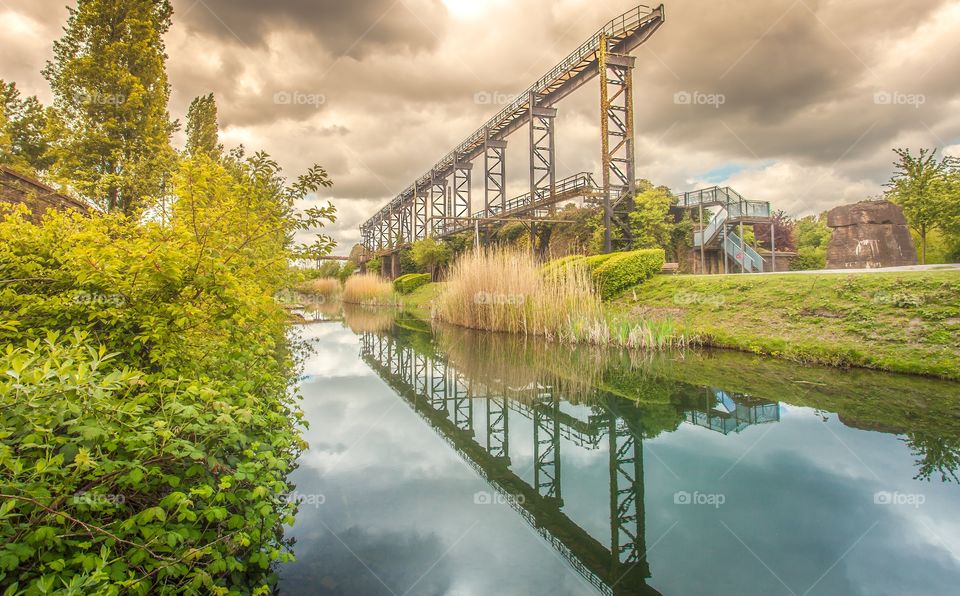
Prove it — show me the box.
[359,329,781,595]
[359,5,666,271]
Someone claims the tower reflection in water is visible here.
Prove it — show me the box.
[358,324,780,596]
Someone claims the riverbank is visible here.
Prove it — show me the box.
[400,269,960,380]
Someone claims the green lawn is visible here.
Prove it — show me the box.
[612,271,960,380]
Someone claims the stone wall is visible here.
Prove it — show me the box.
[826,200,917,269]
[0,166,90,220]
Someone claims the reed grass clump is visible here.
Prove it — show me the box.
[297,277,341,299]
[434,248,690,350]
[343,273,397,306]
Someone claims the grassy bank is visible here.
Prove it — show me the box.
[400,269,960,380]
[610,270,960,380]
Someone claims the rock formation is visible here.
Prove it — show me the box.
[826,200,917,269]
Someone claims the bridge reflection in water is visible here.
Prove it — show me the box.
[358,329,781,596]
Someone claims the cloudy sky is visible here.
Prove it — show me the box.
[2,0,960,254]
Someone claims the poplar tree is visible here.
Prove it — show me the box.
[185,93,222,158]
[43,0,176,214]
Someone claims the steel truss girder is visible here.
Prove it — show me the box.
[528,92,557,204]
[452,371,472,431]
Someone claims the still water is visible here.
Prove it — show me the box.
[279,305,960,596]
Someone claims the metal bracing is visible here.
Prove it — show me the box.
[533,390,562,504]
[484,131,507,214]
[528,91,557,204]
[430,358,447,411]
[400,201,412,245]
[452,371,473,432]
[606,411,650,587]
[599,33,637,252]
[413,183,428,241]
[430,175,447,236]
[485,395,510,460]
[453,157,473,223]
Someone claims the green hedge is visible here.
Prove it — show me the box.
[540,255,586,276]
[592,249,665,300]
[583,253,617,269]
[393,273,432,295]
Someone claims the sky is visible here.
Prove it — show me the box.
[2,0,960,254]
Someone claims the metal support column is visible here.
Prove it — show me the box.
[533,390,562,505]
[484,127,507,215]
[528,91,557,206]
[453,157,473,225]
[485,395,509,461]
[430,174,447,237]
[599,33,637,253]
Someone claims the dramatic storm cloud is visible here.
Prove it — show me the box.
[2,0,959,253]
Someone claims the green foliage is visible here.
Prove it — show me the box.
[885,148,959,264]
[367,256,382,274]
[584,253,616,269]
[592,249,666,300]
[627,182,677,250]
[794,246,827,270]
[0,149,336,592]
[410,238,452,279]
[0,80,55,173]
[337,261,357,284]
[43,0,177,213]
[792,213,831,271]
[185,94,222,158]
[393,273,431,295]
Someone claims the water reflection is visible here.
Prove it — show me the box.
[286,309,960,595]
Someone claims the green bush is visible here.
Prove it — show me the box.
[539,255,586,276]
[592,249,666,300]
[393,273,431,295]
[0,151,319,593]
[583,253,617,269]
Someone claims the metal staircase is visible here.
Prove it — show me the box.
[686,186,771,273]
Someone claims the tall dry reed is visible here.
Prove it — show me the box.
[433,248,692,350]
[342,273,397,306]
[434,247,602,341]
[298,277,341,299]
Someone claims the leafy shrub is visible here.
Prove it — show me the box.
[0,149,328,593]
[540,255,586,276]
[393,273,431,295]
[592,249,666,300]
[583,253,617,269]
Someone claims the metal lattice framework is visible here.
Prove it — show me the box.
[360,4,666,257]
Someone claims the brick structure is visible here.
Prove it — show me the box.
[826,200,917,269]
[0,166,90,220]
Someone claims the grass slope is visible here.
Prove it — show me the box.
[613,271,960,379]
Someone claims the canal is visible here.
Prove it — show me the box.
[278,305,960,595]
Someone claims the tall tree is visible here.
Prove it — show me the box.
[627,180,678,250]
[185,93,222,158]
[885,148,953,264]
[43,0,176,214]
[0,80,55,173]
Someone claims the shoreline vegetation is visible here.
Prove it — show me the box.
[296,251,958,380]
[370,256,959,381]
